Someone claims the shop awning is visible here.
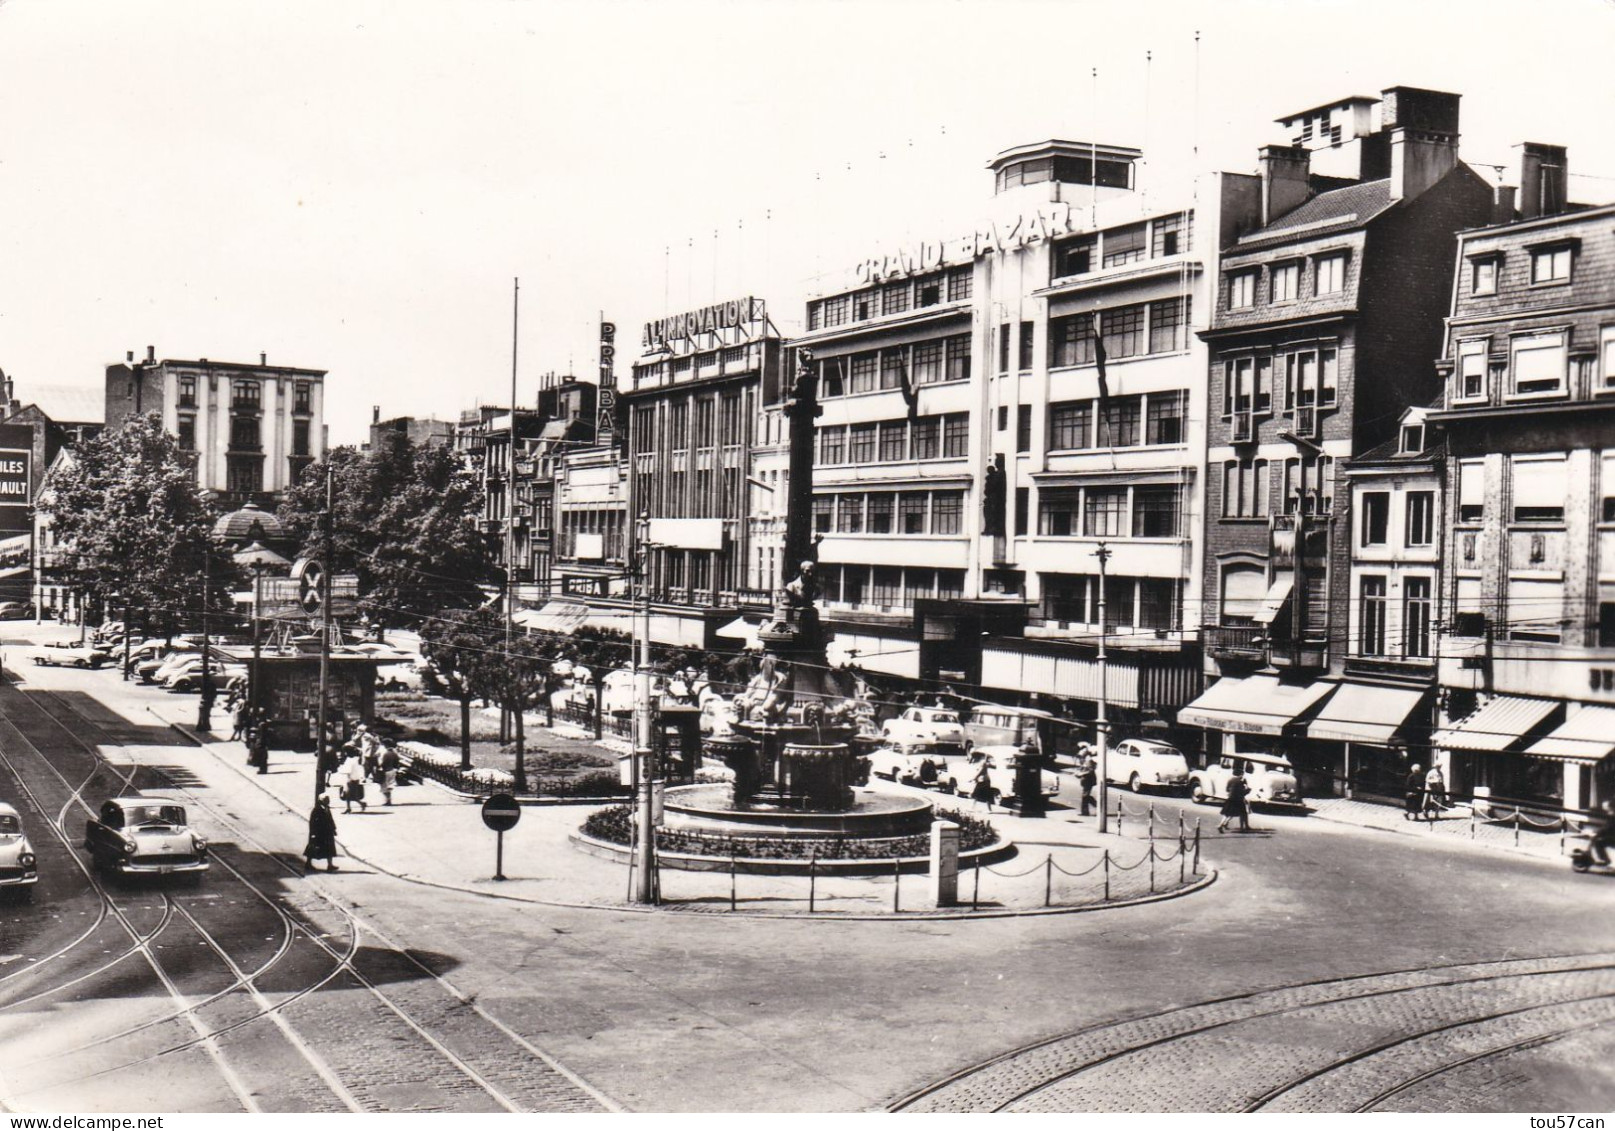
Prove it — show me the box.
[1306,682,1429,745]
[715,615,764,650]
[1252,578,1293,625]
[1433,695,1558,753]
[1524,705,1615,763]
[512,600,590,636]
[1177,673,1336,735]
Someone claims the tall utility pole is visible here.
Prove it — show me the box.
[633,511,656,905]
[314,463,333,804]
[507,276,526,791]
[197,556,212,731]
[1095,541,1111,833]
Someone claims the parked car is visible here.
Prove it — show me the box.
[141,642,205,683]
[163,657,247,693]
[0,802,38,894]
[940,745,1061,805]
[1106,738,1192,794]
[0,601,34,620]
[83,795,208,877]
[868,741,947,787]
[34,648,113,669]
[1189,753,1304,810]
[882,706,967,749]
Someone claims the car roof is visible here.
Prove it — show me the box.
[1127,739,1184,754]
[111,795,185,807]
[0,801,19,817]
[971,705,1054,720]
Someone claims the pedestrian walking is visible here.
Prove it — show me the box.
[1423,764,1447,822]
[304,795,339,873]
[355,724,380,779]
[1404,763,1425,821]
[338,746,368,813]
[969,753,996,814]
[229,696,248,741]
[379,741,400,805]
[1218,768,1251,833]
[1079,753,1098,817]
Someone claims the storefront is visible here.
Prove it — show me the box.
[1178,674,1338,794]
[1520,705,1615,813]
[1432,694,1566,811]
[1304,681,1433,801]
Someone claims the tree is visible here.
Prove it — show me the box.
[278,434,495,628]
[420,607,500,770]
[476,631,549,794]
[37,413,229,632]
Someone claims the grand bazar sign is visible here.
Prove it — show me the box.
[853,199,1086,284]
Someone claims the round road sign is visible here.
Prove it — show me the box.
[481,793,522,832]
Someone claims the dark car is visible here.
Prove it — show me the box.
[0,601,33,620]
[84,796,208,877]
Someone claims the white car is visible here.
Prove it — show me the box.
[868,742,947,787]
[1189,754,1304,810]
[1106,739,1192,794]
[163,657,247,692]
[882,707,967,750]
[939,746,1061,805]
[84,796,208,877]
[0,802,38,894]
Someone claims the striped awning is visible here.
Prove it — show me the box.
[1307,682,1428,746]
[1433,695,1559,753]
[1524,705,1615,764]
[1177,674,1336,736]
[513,600,590,636]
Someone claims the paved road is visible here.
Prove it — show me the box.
[3,639,1613,1112]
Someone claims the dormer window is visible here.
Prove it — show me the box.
[1399,423,1424,454]
[1270,262,1300,303]
[1229,271,1257,309]
[1470,255,1499,296]
[1315,253,1346,295]
[1529,242,1575,285]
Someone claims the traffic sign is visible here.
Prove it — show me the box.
[481,793,522,832]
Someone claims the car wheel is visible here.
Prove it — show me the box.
[1191,781,1208,804]
[1129,773,1142,793]
[74,658,89,669]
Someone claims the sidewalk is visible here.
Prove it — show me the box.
[1306,794,1582,863]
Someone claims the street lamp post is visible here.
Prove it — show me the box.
[198,554,213,732]
[1095,541,1111,834]
[633,510,657,905]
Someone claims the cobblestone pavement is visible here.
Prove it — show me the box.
[895,953,1615,1112]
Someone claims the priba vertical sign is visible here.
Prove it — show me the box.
[0,424,32,601]
[599,317,619,448]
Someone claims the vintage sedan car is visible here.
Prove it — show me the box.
[0,802,38,893]
[867,741,948,787]
[1189,753,1305,810]
[0,601,33,620]
[940,745,1061,805]
[34,647,113,669]
[162,657,247,692]
[882,707,968,748]
[1106,738,1193,794]
[84,796,208,876]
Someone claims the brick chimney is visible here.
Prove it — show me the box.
[145,345,155,364]
[1259,144,1311,225]
[1381,86,1461,202]
[373,405,381,425]
[1517,142,1568,219]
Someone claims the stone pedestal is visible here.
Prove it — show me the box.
[930,820,960,908]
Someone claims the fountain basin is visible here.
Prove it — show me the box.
[662,783,934,840]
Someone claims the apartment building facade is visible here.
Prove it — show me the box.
[1428,164,1615,814]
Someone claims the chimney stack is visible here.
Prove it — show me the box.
[1381,87,1461,202]
[126,350,134,364]
[1492,184,1517,226]
[373,405,381,425]
[145,345,155,364]
[1258,144,1311,225]
[260,352,267,366]
[1516,142,1568,219]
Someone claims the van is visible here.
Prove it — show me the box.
[965,705,1053,756]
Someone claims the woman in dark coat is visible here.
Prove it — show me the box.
[305,795,339,873]
[1218,769,1251,833]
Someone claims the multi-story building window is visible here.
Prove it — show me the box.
[813,496,832,533]
[942,413,969,458]
[907,416,937,460]
[871,566,902,606]
[1015,405,1032,453]
[944,334,971,383]
[1051,311,1096,368]
[1509,330,1567,397]
[1054,233,1096,277]
[232,380,262,412]
[947,265,973,302]
[1404,577,1433,658]
[1470,255,1498,296]
[878,420,907,462]
[900,492,928,534]
[176,416,196,451]
[867,492,895,534]
[1100,306,1144,358]
[819,425,846,464]
[848,423,877,463]
[1151,213,1188,258]
[850,352,877,394]
[932,491,963,535]
[837,493,864,533]
[1510,455,1567,522]
[1100,396,1141,447]
[1457,459,1485,523]
[913,341,943,385]
[1529,244,1573,285]
[1017,321,1035,371]
[1455,339,1488,401]
[1222,459,1270,518]
[1315,253,1346,296]
[292,419,311,457]
[882,280,911,316]
[1132,486,1180,537]
[294,381,312,414]
[1229,271,1257,309]
[1283,346,1338,409]
[1359,576,1388,655]
[1223,356,1272,416]
[1039,490,1080,536]
[1015,487,1029,536]
[1102,222,1146,268]
[1149,297,1191,354]
[880,347,907,391]
[841,565,867,605]
[1405,491,1434,546]
[1146,392,1185,445]
[1049,401,1092,450]
[1271,261,1300,303]
[822,294,850,326]
[230,416,261,451]
[178,375,197,408]
[1360,491,1390,546]
[693,398,715,447]
[852,290,878,322]
[1083,487,1127,537]
[1599,326,1615,393]
[227,456,262,496]
[997,323,1010,374]
[1139,578,1180,631]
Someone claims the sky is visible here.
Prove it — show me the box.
[1,0,1611,445]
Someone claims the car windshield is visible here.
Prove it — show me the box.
[0,815,19,835]
[928,712,958,724]
[124,805,186,827]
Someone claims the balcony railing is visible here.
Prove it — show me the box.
[1204,623,1266,658]
[231,398,262,415]
[736,587,773,609]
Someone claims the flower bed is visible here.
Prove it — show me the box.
[580,804,996,861]
[398,742,630,800]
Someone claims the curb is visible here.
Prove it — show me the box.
[1307,804,1574,867]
